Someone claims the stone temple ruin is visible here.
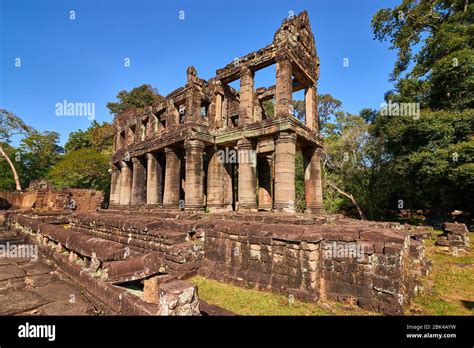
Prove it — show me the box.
[109,10,323,213]
[0,11,437,316]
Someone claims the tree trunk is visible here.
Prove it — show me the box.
[327,182,366,220]
[0,144,22,191]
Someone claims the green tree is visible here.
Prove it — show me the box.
[107,84,163,116]
[64,121,113,155]
[0,144,19,191]
[64,128,92,153]
[372,0,474,109]
[47,148,110,192]
[0,109,33,190]
[371,108,474,213]
[263,94,342,134]
[19,131,63,185]
[318,94,342,132]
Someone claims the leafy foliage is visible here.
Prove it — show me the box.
[49,121,114,192]
[372,0,474,109]
[106,84,162,116]
[19,131,63,185]
[47,148,110,192]
[0,144,18,190]
[65,121,113,155]
[0,109,32,143]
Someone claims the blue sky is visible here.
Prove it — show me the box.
[1,0,400,145]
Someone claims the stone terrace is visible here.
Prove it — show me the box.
[0,224,96,315]
[4,209,431,315]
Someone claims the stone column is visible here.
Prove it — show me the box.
[258,156,272,210]
[239,66,254,124]
[184,140,205,210]
[206,147,224,210]
[163,147,181,208]
[215,93,223,129]
[206,147,233,211]
[273,132,296,212]
[222,97,228,129]
[305,85,318,130]
[237,138,257,211]
[275,58,293,118]
[131,157,146,206]
[119,160,132,206]
[146,153,163,205]
[303,147,324,213]
[109,163,121,206]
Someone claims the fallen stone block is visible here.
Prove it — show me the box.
[103,252,165,284]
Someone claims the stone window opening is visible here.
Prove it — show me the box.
[230,115,239,127]
[127,125,136,145]
[119,130,125,149]
[261,98,275,120]
[200,101,209,118]
[292,88,306,124]
[154,109,166,132]
[177,103,186,124]
[140,118,148,141]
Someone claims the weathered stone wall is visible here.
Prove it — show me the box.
[0,191,37,210]
[436,222,470,251]
[68,189,104,212]
[198,219,430,315]
[0,189,103,212]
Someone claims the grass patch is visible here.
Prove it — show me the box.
[411,233,474,315]
[190,276,377,316]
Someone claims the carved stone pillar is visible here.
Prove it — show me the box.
[273,131,296,212]
[146,153,163,205]
[305,85,318,130]
[215,93,223,129]
[303,146,324,213]
[206,147,233,211]
[206,147,224,210]
[275,58,293,118]
[109,163,121,206]
[131,157,146,206]
[239,67,254,124]
[163,147,181,208]
[119,160,132,206]
[237,138,257,211]
[184,140,205,210]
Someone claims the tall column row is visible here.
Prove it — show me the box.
[109,138,323,213]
